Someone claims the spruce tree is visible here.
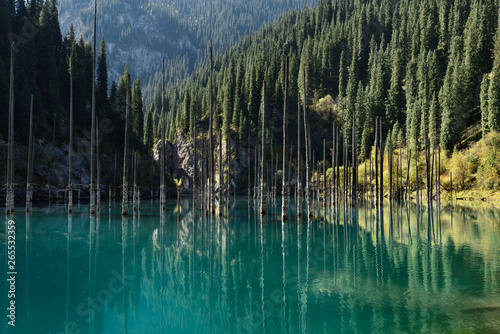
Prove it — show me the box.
[97,36,108,108]
[338,50,347,100]
[481,74,490,135]
[144,111,154,149]
[222,60,235,139]
[488,20,500,132]
[131,77,144,145]
[385,49,405,128]
[181,82,191,135]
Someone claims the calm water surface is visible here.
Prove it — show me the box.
[2,198,500,334]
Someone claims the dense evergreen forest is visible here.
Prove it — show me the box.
[2,0,500,195]
[0,0,146,158]
[148,0,500,191]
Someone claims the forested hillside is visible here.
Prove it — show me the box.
[2,0,500,194]
[150,0,500,190]
[0,0,146,187]
[57,0,318,84]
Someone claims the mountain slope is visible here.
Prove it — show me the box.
[149,0,500,190]
[57,0,319,84]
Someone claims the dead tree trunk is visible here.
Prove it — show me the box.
[282,56,289,221]
[161,58,166,210]
[297,95,302,216]
[375,117,379,206]
[90,0,97,215]
[27,94,34,213]
[6,43,15,214]
[219,128,223,216]
[209,40,214,214]
[260,80,267,214]
[133,151,137,211]
[302,69,311,218]
[96,116,101,212]
[379,119,383,205]
[323,138,326,208]
[122,74,131,216]
[352,112,357,206]
[68,63,74,213]
[193,121,197,206]
[114,151,117,200]
[331,122,336,208]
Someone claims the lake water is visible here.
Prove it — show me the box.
[2,198,500,333]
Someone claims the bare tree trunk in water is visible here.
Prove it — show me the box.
[260,80,267,214]
[27,95,34,213]
[282,56,289,221]
[122,74,131,215]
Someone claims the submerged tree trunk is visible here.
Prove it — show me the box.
[260,80,267,214]
[297,95,302,216]
[302,69,311,218]
[6,43,14,215]
[209,40,214,214]
[352,111,357,206]
[27,95,34,213]
[375,117,379,206]
[96,116,101,212]
[161,58,166,210]
[68,68,73,213]
[379,119,383,206]
[219,128,223,216]
[114,151,117,200]
[331,122,336,207]
[193,121,197,206]
[282,56,289,221]
[90,0,97,215]
[122,74,131,215]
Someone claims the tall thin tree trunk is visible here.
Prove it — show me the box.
[323,138,326,208]
[6,43,14,214]
[209,40,214,214]
[90,0,97,215]
[297,95,302,216]
[219,128,223,216]
[260,80,267,214]
[133,151,137,211]
[27,95,34,213]
[193,121,197,206]
[274,153,278,201]
[388,139,393,201]
[248,138,251,200]
[161,58,166,210]
[68,67,73,213]
[450,172,453,207]
[336,126,339,206]
[282,56,289,221]
[379,119,383,206]
[375,117,379,207]
[352,112,357,206]
[226,133,230,211]
[114,151,117,199]
[302,69,311,218]
[331,122,336,208]
[438,146,441,206]
[423,107,430,208]
[254,145,258,199]
[406,150,411,203]
[122,74,131,215]
[96,116,101,212]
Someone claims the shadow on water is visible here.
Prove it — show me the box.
[1,198,500,333]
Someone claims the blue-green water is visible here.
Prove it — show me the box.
[2,199,500,334]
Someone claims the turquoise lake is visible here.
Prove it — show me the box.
[2,198,500,333]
